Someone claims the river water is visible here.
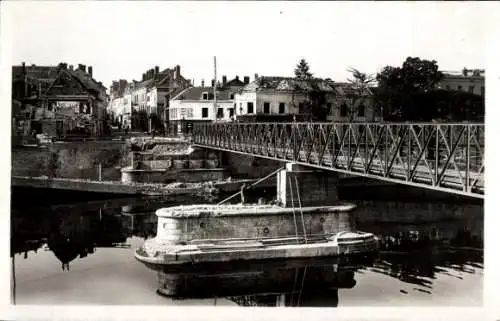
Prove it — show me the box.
[10,186,483,307]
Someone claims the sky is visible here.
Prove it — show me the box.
[1,1,496,90]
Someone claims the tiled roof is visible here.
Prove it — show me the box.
[242,76,372,96]
[172,86,237,101]
[244,76,337,92]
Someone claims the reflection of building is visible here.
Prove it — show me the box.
[12,62,108,141]
[11,206,130,270]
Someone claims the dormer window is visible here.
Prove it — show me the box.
[230,93,235,99]
[202,92,208,100]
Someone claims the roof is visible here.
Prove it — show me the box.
[172,86,238,101]
[136,68,189,89]
[241,76,372,96]
[12,64,107,99]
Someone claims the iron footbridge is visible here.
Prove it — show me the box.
[192,122,484,199]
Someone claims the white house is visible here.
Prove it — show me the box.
[234,76,376,122]
[169,76,246,129]
[438,68,485,97]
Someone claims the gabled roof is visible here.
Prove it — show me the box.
[171,86,237,101]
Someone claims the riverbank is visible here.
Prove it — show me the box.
[11,175,275,196]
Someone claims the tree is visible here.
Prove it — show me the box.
[339,68,376,122]
[376,57,444,120]
[294,59,313,80]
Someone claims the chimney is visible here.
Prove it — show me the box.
[222,75,227,86]
[254,73,259,80]
[142,73,146,81]
[175,65,180,80]
[211,79,215,87]
[244,76,250,85]
[235,76,239,81]
[69,65,74,71]
[155,66,159,75]
[88,66,93,77]
[201,79,205,88]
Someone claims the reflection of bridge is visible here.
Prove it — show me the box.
[193,122,484,199]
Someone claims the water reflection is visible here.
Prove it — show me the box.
[155,256,370,307]
[10,191,483,306]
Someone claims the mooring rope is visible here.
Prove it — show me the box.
[294,175,308,244]
[287,175,301,245]
[217,166,285,205]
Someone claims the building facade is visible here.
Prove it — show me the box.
[234,76,376,122]
[438,68,485,97]
[12,62,108,141]
[109,65,190,132]
[169,76,246,131]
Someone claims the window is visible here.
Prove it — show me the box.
[326,103,332,115]
[468,86,474,93]
[481,86,485,96]
[230,93,235,99]
[263,102,270,114]
[457,85,463,91]
[358,104,365,117]
[202,107,208,118]
[202,92,208,100]
[247,102,254,114]
[229,108,234,117]
[217,108,224,118]
[279,102,285,114]
[147,95,150,102]
[340,103,348,117]
[299,103,304,114]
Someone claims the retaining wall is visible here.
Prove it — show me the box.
[12,141,129,181]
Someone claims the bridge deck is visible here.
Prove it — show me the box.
[193,122,484,199]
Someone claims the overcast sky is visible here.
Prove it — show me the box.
[1,1,496,89]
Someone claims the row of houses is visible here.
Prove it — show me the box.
[107,65,190,132]
[108,70,378,133]
[108,64,485,132]
[12,62,108,142]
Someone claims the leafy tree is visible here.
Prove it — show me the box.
[376,57,444,121]
[294,59,313,80]
[337,68,376,122]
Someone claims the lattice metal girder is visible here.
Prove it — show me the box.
[193,122,484,198]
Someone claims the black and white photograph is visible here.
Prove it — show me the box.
[1,1,498,320]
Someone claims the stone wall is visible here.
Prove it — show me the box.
[157,208,354,245]
[222,152,283,179]
[121,167,228,184]
[277,163,339,207]
[11,141,129,181]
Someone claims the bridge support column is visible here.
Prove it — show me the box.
[276,163,339,208]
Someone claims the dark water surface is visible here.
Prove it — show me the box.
[10,187,483,306]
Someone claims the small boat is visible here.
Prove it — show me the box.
[135,203,378,268]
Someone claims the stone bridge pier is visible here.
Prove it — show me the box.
[276,163,339,208]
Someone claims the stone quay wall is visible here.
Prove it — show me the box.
[12,141,129,181]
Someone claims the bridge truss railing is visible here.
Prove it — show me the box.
[193,122,484,198]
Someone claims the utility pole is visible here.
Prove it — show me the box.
[213,56,217,122]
